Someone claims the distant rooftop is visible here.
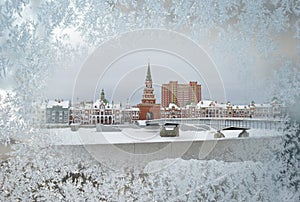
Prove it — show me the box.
[47,100,69,109]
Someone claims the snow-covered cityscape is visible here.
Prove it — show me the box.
[35,62,286,126]
[1,1,299,201]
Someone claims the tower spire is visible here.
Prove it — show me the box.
[100,89,105,101]
[146,59,152,81]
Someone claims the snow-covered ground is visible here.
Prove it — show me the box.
[43,125,282,145]
[38,125,283,168]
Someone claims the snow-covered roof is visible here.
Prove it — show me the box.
[197,100,214,108]
[47,100,69,109]
[93,99,121,109]
[166,103,180,110]
[93,99,104,107]
[122,107,139,112]
[129,107,140,111]
[196,100,226,109]
[215,103,227,109]
[232,105,249,109]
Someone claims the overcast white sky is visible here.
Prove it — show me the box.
[44,28,299,105]
[45,29,230,105]
[0,1,298,107]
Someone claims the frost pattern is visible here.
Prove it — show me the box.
[0,148,293,201]
[0,0,299,201]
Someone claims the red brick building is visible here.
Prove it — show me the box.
[161,81,201,107]
[137,62,161,120]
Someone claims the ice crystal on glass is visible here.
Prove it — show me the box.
[0,0,299,201]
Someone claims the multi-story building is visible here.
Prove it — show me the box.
[161,81,201,107]
[195,100,226,118]
[69,101,93,124]
[161,103,182,119]
[69,89,122,125]
[122,101,140,123]
[161,100,285,119]
[46,99,70,124]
